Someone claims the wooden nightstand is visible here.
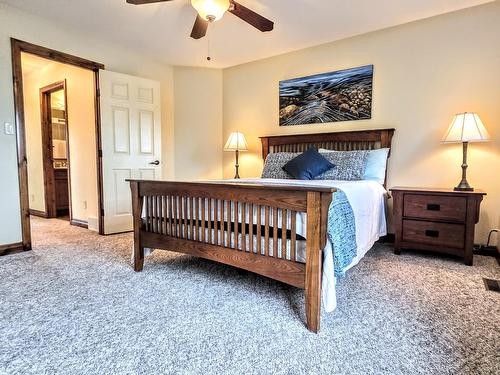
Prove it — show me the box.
[390,187,486,266]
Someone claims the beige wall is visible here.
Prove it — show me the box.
[22,54,98,226]
[0,3,175,245]
[173,66,223,181]
[2,2,499,247]
[223,2,500,244]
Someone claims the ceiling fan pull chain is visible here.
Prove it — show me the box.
[207,25,212,61]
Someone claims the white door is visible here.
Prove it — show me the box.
[99,70,161,234]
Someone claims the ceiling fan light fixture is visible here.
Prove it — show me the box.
[191,0,230,22]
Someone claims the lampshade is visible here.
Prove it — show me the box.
[224,132,248,151]
[442,112,491,143]
[191,0,230,21]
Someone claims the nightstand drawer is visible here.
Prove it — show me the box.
[402,219,465,249]
[403,194,466,222]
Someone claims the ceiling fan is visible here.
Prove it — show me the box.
[126,0,274,39]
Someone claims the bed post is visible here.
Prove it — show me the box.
[130,181,144,272]
[260,137,270,160]
[305,191,323,333]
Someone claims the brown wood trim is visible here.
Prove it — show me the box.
[62,79,73,223]
[128,179,337,194]
[0,242,25,256]
[11,39,31,250]
[319,192,332,249]
[94,72,104,235]
[305,191,322,332]
[11,38,105,248]
[390,186,486,195]
[29,209,48,218]
[131,181,144,271]
[70,219,89,229]
[11,39,104,71]
[260,129,395,149]
[40,81,65,218]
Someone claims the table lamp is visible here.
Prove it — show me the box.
[224,132,248,179]
[442,112,490,191]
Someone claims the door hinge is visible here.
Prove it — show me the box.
[98,149,102,158]
[100,208,105,217]
[96,88,101,97]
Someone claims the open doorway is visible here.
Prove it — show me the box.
[12,39,162,249]
[22,52,100,231]
[38,81,70,219]
[11,39,105,250]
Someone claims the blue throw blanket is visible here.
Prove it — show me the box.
[327,190,357,277]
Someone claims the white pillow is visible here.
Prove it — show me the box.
[319,148,390,184]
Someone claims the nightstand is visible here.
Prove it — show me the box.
[390,187,486,266]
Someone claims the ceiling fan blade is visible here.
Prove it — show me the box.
[126,0,173,5]
[229,0,273,32]
[190,15,209,39]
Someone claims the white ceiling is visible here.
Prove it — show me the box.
[3,0,493,68]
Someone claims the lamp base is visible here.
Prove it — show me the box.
[454,142,474,192]
[454,180,474,192]
[234,149,240,179]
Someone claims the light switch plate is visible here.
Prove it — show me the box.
[4,122,15,135]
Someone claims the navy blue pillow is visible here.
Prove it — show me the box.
[282,148,334,180]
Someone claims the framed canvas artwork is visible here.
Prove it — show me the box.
[279,65,373,126]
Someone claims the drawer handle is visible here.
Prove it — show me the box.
[427,203,441,211]
[425,230,440,238]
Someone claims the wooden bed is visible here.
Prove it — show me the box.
[129,128,395,332]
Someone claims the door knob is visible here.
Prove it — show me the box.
[149,160,160,166]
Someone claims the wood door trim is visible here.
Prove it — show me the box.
[12,39,104,71]
[0,242,25,256]
[29,209,48,218]
[11,38,106,250]
[70,218,89,229]
[94,72,104,235]
[40,80,65,218]
[62,79,73,223]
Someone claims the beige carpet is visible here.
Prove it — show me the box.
[0,216,499,375]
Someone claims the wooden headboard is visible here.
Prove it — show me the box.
[260,129,395,159]
[260,128,395,185]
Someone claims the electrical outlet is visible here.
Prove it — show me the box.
[83,201,87,210]
[4,122,15,135]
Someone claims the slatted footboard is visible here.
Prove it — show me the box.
[129,180,334,332]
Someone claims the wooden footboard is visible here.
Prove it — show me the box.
[129,180,334,332]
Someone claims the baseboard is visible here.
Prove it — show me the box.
[0,242,25,256]
[29,209,48,218]
[70,218,88,229]
[378,233,395,244]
